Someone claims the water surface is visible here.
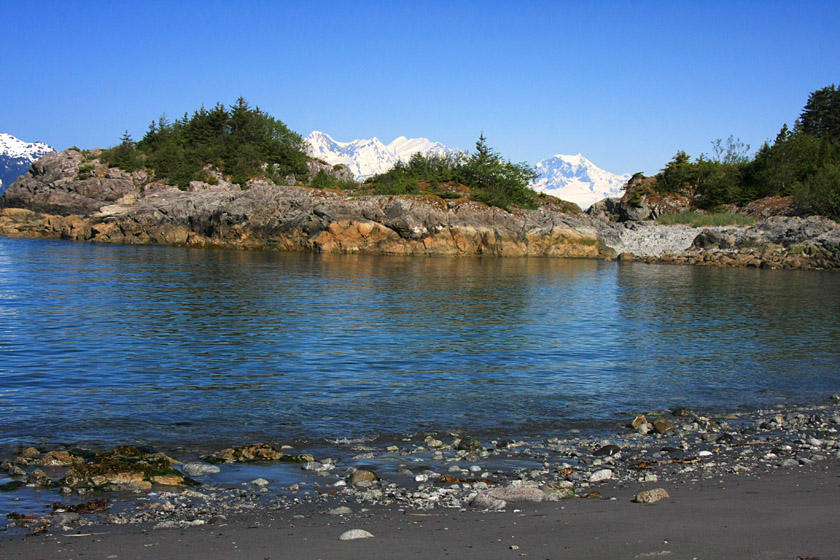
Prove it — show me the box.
[1,237,838,455]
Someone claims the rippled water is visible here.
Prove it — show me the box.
[1,237,838,454]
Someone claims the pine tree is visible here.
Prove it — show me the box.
[799,84,840,142]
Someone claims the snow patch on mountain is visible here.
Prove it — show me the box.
[305,131,630,209]
[532,154,631,210]
[0,133,53,161]
[0,133,55,194]
[305,131,457,181]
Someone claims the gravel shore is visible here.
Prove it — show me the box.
[2,398,839,559]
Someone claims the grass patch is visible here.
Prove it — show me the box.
[656,211,757,227]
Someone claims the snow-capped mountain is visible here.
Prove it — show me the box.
[0,133,55,194]
[532,154,631,210]
[305,131,629,209]
[305,131,458,181]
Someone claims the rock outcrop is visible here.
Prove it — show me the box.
[0,150,607,258]
[586,174,691,222]
[1,149,838,270]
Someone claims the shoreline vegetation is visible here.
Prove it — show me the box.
[654,211,757,227]
[2,396,839,558]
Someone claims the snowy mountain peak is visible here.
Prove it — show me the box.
[0,133,54,161]
[304,131,629,209]
[305,131,459,181]
[1,133,56,194]
[533,154,631,209]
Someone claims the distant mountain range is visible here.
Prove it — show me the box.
[532,154,631,209]
[1,130,629,209]
[305,131,457,182]
[305,131,630,209]
[0,133,55,194]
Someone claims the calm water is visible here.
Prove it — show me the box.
[1,237,839,455]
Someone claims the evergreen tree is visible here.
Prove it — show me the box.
[106,98,309,189]
[656,151,695,194]
[798,84,840,142]
[103,130,142,172]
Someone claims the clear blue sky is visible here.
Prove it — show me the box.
[3,0,839,175]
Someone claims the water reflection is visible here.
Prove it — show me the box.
[0,237,838,454]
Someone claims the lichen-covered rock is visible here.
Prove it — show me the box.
[457,436,483,452]
[479,486,545,503]
[349,470,378,485]
[182,463,221,477]
[543,481,576,501]
[19,447,41,459]
[339,529,374,541]
[589,469,613,483]
[653,418,675,434]
[0,150,145,215]
[28,469,53,486]
[57,447,196,490]
[38,450,83,467]
[470,492,507,510]
[208,443,288,463]
[634,488,670,504]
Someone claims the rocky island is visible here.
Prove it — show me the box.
[0,148,606,259]
[2,90,839,269]
[1,147,838,270]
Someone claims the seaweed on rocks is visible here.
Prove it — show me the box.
[205,443,315,464]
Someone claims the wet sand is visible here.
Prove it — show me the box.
[2,461,838,560]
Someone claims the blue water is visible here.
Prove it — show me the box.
[1,237,839,455]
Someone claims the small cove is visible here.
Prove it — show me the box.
[0,236,838,456]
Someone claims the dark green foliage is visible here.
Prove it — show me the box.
[694,156,745,209]
[459,134,539,209]
[366,152,456,195]
[311,169,334,189]
[794,162,840,219]
[371,172,421,195]
[365,135,538,210]
[75,164,96,180]
[102,98,309,189]
[101,131,142,172]
[649,85,840,217]
[310,168,357,190]
[656,151,695,194]
[798,84,840,142]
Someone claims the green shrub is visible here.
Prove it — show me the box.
[364,134,538,209]
[371,174,420,195]
[311,169,337,189]
[76,164,95,180]
[793,162,840,220]
[646,85,840,218]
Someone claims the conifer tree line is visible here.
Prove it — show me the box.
[98,86,840,218]
[650,84,840,219]
[364,133,539,210]
[100,98,309,189]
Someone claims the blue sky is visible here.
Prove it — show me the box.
[2,1,839,175]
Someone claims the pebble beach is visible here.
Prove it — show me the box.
[3,397,840,559]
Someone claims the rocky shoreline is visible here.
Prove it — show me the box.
[3,396,839,539]
[1,150,839,269]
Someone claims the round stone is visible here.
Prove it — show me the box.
[339,529,374,541]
